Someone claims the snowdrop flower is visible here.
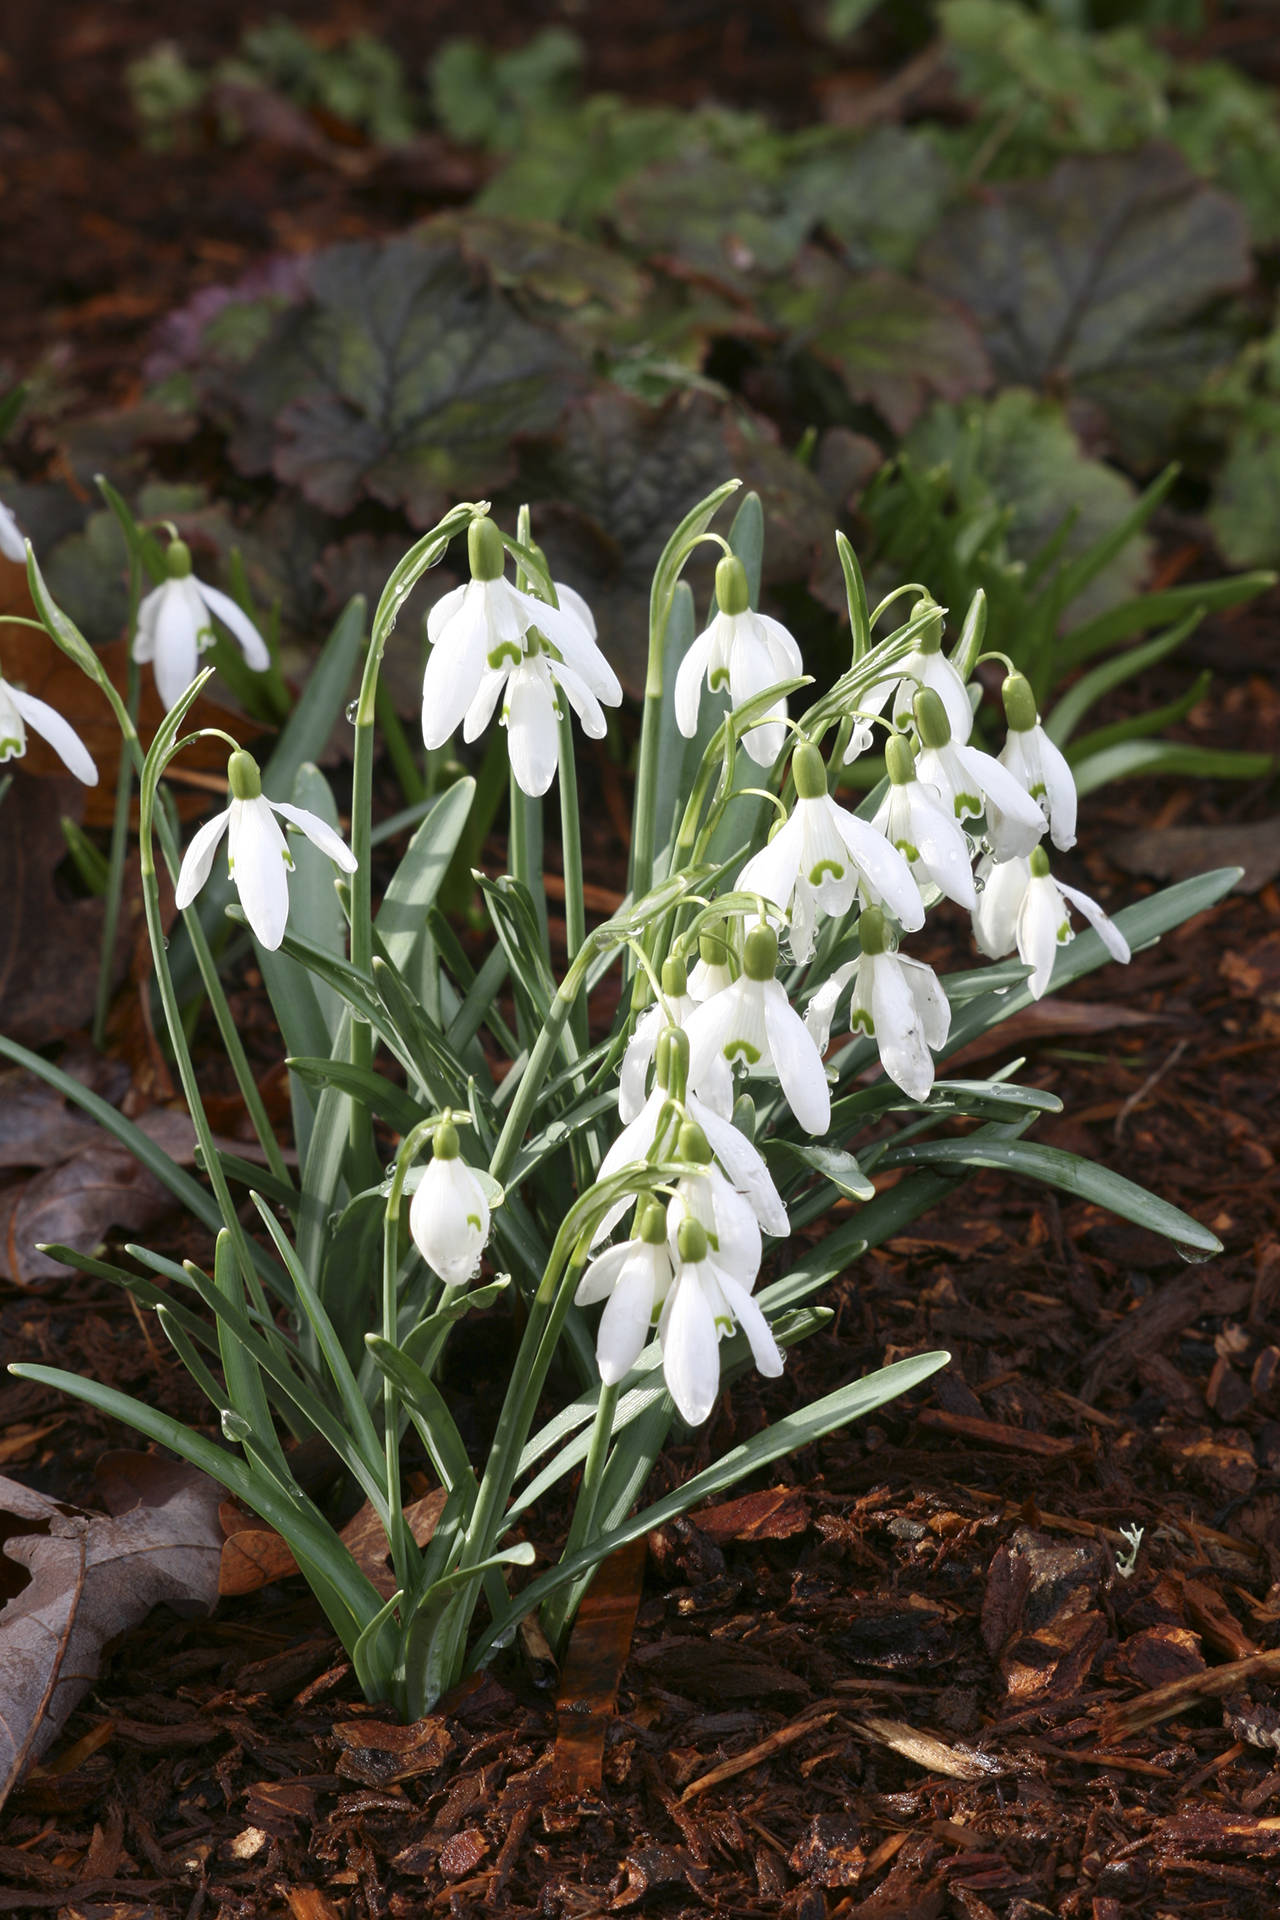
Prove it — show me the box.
[134,538,270,712]
[674,554,803,767]
[596,1027,790,1243]
[687,924,735,1003]
[972,846,1130,999]
[0,669,97,784]
[409,1113,491,1285]
[658,1212,784,1427]
[844,597,972,762]
[462,625,619,798]
[665,1123,762,1289]
[989,673,1077,857]
[0,500,27,564]
[619,957,732,1124]
[738,742,924,963]
[804,908,950,1103]
[871,732,975,910]
[912,690,1046,858]
[423,518,618,760]
[685,923,831,1134]
[576,1198,674,1386]
[174,749,357,952]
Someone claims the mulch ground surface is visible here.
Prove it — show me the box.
[2,5,1280,1916]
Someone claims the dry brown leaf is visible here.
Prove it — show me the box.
[0,1452,223,1808]
[217,1488,446,1598]
[0,1135,173,1286]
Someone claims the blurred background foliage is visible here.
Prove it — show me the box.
[4,0,1278,786]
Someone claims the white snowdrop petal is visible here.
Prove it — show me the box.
[716,1271,785,1380]
[908,786,977,909]
[737,817,803,917]
[152,582,201,712]
[1059,881,1131,966]
[596,1254,663,1384]
[803,959,858,1054]
[899,955,952,1052]
[1038,730,1078,851]
[173,807,232,909]
[956,743,1047,850]
[690,1098,790,1239]
[673,628,717,738]
[504,665,560,796]
[8,688,98,785]
[132,584,163,663]
[972,854,1029,959]
[618,1005,663,1125]
[270,800,357,873]
[197,582,270,670]
[763,981,831,1134]
[463,666,507,742]
[574,1241,635,1307]
[1019,876,1068,1000]
[868,952,934,1103]
[422,597,490,748]
[0,503,26,563]
[229,796,292,951]
[426,582,468,645]
[833,809,925,931]
[409,1155,489,1283]
[660,1269,722,1427]
[551,658,608,738]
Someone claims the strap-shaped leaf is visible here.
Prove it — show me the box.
[878,1135,1220,1255]
[374,777,476,972]
[476,1350,949,1663]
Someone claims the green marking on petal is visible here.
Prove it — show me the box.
[1057,920,1071,944]
[0,736,22,758]
[808,858,845,886]
[894,838,920,862]
[851,1009,874,1034]
[724,1038,761,1065]
[953,789,981,817]
[487,641,523,669]
[709,667,730,692]
[714,1314,734,1334]
[1029,780,1047,799]
[466,1213,482,1232]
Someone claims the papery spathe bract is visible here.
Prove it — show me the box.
[684,923,831,1134]
[972,846,1130,999]
[738,743,924,962]
[990,674,1078,857]
[804,909,950,1103]
[134,539,270,712]
[674,554,803,767]
[409,1116,491,1285]
[174,749,357,952]
[0,670,98,784]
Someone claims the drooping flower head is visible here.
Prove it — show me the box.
[844,596,973,762]
[990,672,1078,858]
[674,554,803,768]
[804,907,951,1103]
[409,1112,491,1285]
[619,954,732,1124]
[871,731,976,911]
[737,741,924,963]
[174,749,357,952]
[684,922,831,1134]
[575,1197,674,1388]
[0,668,97,785]
[972,845,1130,999]
[423,518,619,791]
[0,499,28,565]
[912,689,1046,858]
[658,1201,784,1428]
[134,537,271,712]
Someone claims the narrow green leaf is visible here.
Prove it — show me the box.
[768,1139,876,1201]
[287,1056,424,1134]
[1059,571,1274,669]
[1044,609,1202,746]
[375,777,476,972]
[1071,740,1275,796]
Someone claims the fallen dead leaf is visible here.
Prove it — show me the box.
[0,1134,173,1286]
[218,1488,446,1597]
[1111,818,1279,894]
[0,1451,224,1808]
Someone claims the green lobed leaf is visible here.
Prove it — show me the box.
[921,146,1253,467]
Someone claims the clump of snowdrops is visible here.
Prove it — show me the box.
[3,479,1229,1720]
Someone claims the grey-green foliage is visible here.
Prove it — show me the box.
[428,28,585,149]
